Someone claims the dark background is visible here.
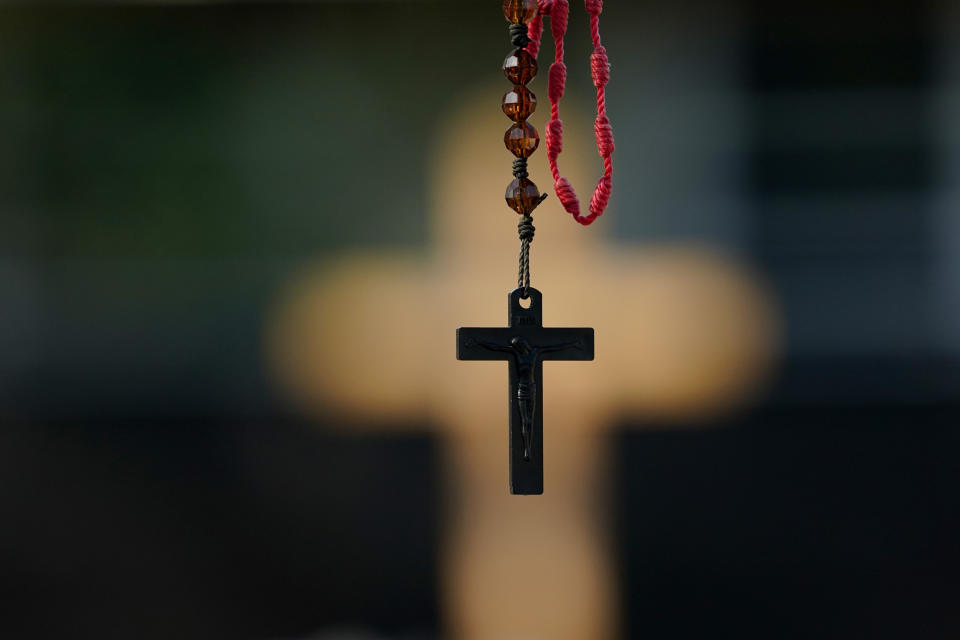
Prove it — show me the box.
[1,1,959,638]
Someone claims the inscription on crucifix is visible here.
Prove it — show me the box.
[457,288,594,494]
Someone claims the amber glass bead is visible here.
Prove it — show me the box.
[503,0,538,24]
[502,85,537,122]
[505,177,540,214]
[503,49,538,85]
[504,121,540,158]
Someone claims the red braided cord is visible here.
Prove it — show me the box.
[528,0,614,225]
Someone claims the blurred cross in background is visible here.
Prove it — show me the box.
[267,89,778,640]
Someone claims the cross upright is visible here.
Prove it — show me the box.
[458,287,594,494]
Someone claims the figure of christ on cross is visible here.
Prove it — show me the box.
[458,288,594,494]
[465,334,586,460]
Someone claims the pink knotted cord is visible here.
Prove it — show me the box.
[528,0,614,225]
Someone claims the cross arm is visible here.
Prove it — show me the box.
[537,327,595,361]
[457,326,594,361]
[457,327,517,361]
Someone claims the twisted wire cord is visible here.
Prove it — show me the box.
[518,239,531,295]
[517,215,536,297]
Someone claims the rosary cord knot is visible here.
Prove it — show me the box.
[550,0,569,41]
[526,15,543,58]
[589,171,612,217]
[518,215,536,242]
[512,157,529,179]
[594,114,614,157]
[590,45,610,87]
[554,176,580,215]
[545,118,564,159]
[509,23,531,48]
[548,61,567,102]
[584,0,603,15]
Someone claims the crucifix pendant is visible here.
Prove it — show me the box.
[457,288,594,494]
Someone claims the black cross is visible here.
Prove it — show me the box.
[457,288,594,494]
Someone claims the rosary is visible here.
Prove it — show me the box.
[457,0,615,494]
